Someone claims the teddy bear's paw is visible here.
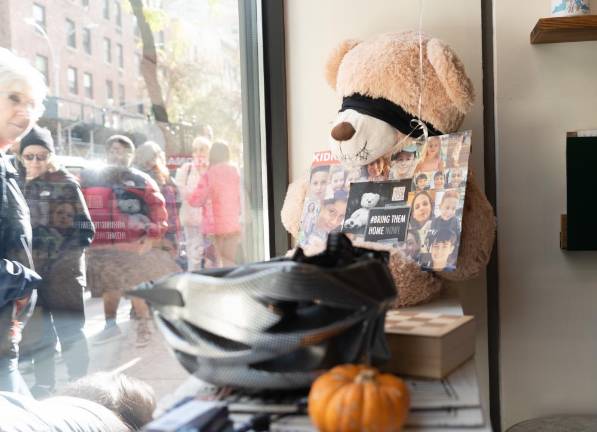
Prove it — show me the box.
[387,249,443,307]
[438,174,496,281]
[280,173,309,239]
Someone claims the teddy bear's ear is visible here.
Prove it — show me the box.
[325,39,361,90]
[426,38,475,114]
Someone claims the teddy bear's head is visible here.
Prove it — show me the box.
[326,31,474,167]
[360,192,380,208]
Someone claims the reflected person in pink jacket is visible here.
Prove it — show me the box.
[188,141,241,267]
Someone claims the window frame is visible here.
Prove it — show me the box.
[239,0,289,257]
[261,0,290,256]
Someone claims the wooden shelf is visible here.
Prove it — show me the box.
[531,15,597,44]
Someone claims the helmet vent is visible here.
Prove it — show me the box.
[160,315,250,352]
[185,321,251,352]
[268,304,354,333]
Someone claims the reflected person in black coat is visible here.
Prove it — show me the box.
[0,48,45,396]
[18,126,95,395]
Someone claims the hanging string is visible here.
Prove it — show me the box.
[416,0,425,122]
[390,0,429,156]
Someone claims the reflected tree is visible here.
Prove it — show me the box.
[127,0,241,155]
[128,0,175,152]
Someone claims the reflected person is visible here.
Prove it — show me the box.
[188,141,241,267]
[18,126,95,397]
[0,48,45,395]
[175,136,211,271]
[81,135,174,348]
[134,141,183,263]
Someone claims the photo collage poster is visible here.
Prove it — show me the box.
[297,130,472,272]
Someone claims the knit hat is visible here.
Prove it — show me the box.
[20,125,55,154]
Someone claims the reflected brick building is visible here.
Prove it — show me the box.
[0,0,147,157]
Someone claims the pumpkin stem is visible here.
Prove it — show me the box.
[355,369,377,384]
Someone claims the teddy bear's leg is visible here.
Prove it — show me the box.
[280,173,309,239]
[388,249,443,307]
[352,239,443,308]
[438,172,496,281]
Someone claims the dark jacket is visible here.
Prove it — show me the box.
[143,168,182,251]
[80,166,167,246]
[22,168,95,312]
[0,153,41,358]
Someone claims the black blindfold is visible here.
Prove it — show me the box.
[340,93,443,138]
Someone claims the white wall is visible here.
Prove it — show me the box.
[495,1,597,429]
[284,0,489,417]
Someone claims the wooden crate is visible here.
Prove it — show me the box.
[380,310,476,379]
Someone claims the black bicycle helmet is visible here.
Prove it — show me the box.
[129,233,397,389]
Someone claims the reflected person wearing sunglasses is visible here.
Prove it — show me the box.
[20,127,54,181]
[22,152,49,162]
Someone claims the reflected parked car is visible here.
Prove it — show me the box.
[55,155,104,180]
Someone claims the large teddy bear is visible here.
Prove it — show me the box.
[281,31,496,307]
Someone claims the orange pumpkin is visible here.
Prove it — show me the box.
[308,364,410,432]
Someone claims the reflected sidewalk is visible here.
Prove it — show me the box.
[21,295,190,405]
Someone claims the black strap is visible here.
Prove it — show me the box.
[340,93,443,137]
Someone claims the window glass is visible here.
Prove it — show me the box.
[104,37,111,63]
[67,66,78,94]
[66,19,76,48]
[115,1,122,28]
[103,0,110,19]
[83,72,93,98]
[35,54,49,85]
[117,43,124,68]
[118,83,125,106]
[133,15,140,37]
[33,3,46,30]
[134,53,141,73]
[1,0,270,416]
[106,79,113,102]
[83,27,92,54]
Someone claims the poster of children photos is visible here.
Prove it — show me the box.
[297,130,472,272]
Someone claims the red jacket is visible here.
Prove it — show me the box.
[188,163,241,235]
[80,166,168,245]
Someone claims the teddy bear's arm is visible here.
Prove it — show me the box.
[280,173,309,239]
[438,172,496,281]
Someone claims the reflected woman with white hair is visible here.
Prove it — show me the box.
[0,48,47,395]
[174,136,212,270]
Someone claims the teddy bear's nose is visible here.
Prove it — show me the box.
[331,122,356,141]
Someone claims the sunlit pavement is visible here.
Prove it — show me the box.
[20,294,194,410]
